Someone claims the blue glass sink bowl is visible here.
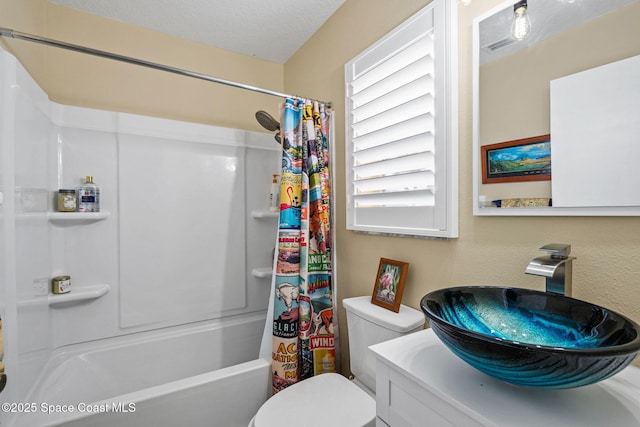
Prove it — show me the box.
[420,286,640,389]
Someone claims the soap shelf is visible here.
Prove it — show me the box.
[251,210,279,219]
[48,210,110,224]
[251,267,273,278]
[48,284,110,307]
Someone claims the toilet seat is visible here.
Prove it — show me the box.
[253,373,376,427]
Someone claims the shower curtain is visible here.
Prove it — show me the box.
[270,98,335,394]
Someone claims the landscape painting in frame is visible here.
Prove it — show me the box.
[481,134,551,183]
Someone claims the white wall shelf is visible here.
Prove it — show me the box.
[48,210,110,224]
[48,284,110,307]
[250,210,279,219]
[251,267,273,278]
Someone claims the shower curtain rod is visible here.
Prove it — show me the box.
[0,27,331,106]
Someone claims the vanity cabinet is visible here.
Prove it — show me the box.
[370,329,640,427]
[373,362,484,426]
[370,330,490,426]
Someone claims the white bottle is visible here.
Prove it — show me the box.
[269,174,280,212]
[77,175,100,212]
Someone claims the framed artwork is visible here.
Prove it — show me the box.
[481,134,551,184]
[371,258,409,313]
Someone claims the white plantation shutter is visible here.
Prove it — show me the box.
[345,0,458,238]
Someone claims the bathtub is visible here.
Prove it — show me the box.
[14,313,271,427]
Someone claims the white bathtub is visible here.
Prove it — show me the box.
[14,313,271,427]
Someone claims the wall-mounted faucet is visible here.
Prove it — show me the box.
[525,243,576,296]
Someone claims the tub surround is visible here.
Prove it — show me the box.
[0,46,279,424]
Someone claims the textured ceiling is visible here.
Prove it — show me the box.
[49,0,346,64]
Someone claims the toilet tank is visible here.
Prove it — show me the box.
[343,296,424,392]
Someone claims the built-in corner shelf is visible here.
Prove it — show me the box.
[48,210,110,224]
[251,210,279,219]
[48,284,110,307]
[251,267,273,278]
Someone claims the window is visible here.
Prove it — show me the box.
[345,0,458,238]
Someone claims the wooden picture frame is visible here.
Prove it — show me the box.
[371,258,409,313]
[481,134,551,184]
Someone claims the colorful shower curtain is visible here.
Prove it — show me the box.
[270,98,335,394]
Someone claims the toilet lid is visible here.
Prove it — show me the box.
[254,373,376,427]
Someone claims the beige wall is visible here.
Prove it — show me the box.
[2,0,639,375]
[286,0,640,373]
[0,0,284,132]
[0,0,47,84]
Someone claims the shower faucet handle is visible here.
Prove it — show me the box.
[539,243,571,259]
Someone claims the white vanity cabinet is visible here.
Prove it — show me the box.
[370,329,640,427]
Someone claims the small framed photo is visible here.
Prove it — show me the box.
[371,258,409,313]
[481,134,551,184]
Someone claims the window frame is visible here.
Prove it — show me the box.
[344,0,458,238]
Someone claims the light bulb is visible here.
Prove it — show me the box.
[511,0,531,41]
[459,0,473,5]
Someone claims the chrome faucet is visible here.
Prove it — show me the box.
[525,243,576,295]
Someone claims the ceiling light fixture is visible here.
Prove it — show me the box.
[511,0,531,41]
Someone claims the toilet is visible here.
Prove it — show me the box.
[250,296,425,427]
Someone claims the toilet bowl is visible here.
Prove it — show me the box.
[250,296,425,427]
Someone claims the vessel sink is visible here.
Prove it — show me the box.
[420,286,640,389]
